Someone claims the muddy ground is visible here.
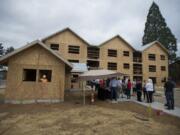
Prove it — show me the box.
[0,91,180,135]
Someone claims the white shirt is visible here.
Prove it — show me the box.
[125,78,128,85]
[145,83,154,92]
[117,80,122,88]
[132,81,136,88]
[95,79,100,84]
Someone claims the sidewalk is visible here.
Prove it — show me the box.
[133,100,180,118]
[116,96,180,118]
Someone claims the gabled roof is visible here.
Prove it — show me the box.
[98,35,136,50]
[41,27,90,46]
[139,41,169,54]
[0,40,73,68]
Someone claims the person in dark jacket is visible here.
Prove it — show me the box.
[126,79,132,99]
[98,79,105,100]
[164,77,175,110]
[143,80,147,101]
[136,80,142,102]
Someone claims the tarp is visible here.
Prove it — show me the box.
[71,63,88,73]
[79,69,126,80]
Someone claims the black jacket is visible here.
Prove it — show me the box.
[164,80,175,93]
[136,82,142,91]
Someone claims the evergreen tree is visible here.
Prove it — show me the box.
[5,46,14,54]
[142,2,177,63]
[0,43,4,56]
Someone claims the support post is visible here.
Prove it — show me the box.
[82,81,86,105]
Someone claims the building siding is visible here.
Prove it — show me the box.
[43,29,168,86]
[99,37,134,81]
[43,30,88,63]
[142,43,168,86]
[5,45,66,102]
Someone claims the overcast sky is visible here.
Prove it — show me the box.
[0,0,179,55]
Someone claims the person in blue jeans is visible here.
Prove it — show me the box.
[109,77,118,101]
[164,77,175,110]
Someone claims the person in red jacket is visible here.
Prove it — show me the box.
[99,79,105,88]
[126,79,132,99]
[98,79,106,100]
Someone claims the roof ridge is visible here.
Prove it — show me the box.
[41,27,90,46]
[139,40,168,54]
[98,34,135,50]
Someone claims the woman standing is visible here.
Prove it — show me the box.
[98,79,105,100]
[145,79,154,103]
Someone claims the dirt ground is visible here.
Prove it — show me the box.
[0,91,180,135]
[0,90,4,104]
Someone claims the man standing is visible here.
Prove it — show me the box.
[109,77,118,101]
[143,80,147,101]
[136,79,142,102]
[164,77,175,110]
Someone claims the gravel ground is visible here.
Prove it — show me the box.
[0,91,180,135]
[0,105,180,135]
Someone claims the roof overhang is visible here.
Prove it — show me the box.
[0,40,73,68]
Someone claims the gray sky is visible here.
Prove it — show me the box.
[0,0,179,55]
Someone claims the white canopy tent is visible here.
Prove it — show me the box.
[79,69,126,80]
[79,69,127,105]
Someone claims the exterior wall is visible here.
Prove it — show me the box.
[5,45,66,103]
[42,29,169,87]
[65,72,71,90]
[43,30,88,90]
[99,37,134,81]
[142,43,168,86]
[43,30,88,63]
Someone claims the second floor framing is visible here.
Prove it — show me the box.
[41,28,168,74]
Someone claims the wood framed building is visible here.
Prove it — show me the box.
[140,41,169,85]
[0,28,169,104]
[0,40,72,104]
[41,28,169,86]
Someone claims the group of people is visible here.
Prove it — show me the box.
[93,77,156,103]
[109,77,132,101]
[92,76,175,110]
[133,79,154,103]
[92,77,133,101]
[135,77,175,110]
[94,77,156,102]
